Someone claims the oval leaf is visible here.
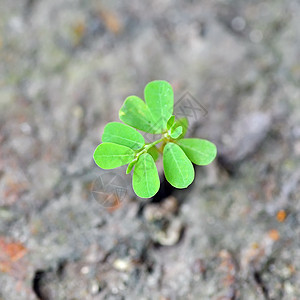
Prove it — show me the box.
[163,142,194,188]
[132,153,160,198]
[93,142,135,169]
[119,96,159,133]
[144,80,174,133]
[170,126,183,139]
[173,118,188,139]
[177,138,217,165]
[167,115,175,130]
[102,122,145,150]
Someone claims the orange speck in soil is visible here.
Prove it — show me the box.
[268,229,280,241]
[72,21,86,43]
[0,237,27,262]
[288,264,296,274]
[0,237,27,273]
[0,261,11,272]
[99,9,123,35]
[276,210,286,222]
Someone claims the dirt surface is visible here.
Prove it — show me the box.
[1,0,300,299]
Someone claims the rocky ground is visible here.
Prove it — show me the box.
[1,0,300,299]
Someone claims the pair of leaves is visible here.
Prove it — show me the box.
[166,115,184,139]
[93,121,160,198]
[94,142,160,198]
[169,117,188,140]
[163,139,217,189]
[94,121,144,169]
[119,80,174,133]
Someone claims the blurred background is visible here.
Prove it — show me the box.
[0,0,300,299]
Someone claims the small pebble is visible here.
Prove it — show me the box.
[250,29,263,43]
[89,280,101,295]
[153,218,183,246]
[113,258,133,272]
[20,122,32,134]
[80,265,90,275]
[231,17,246,32]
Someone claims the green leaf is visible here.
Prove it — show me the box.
[93,142,135,169]
[167,115,175,129]
[132,153,160,198]
[119,96,159,133]
[144,80,174,133]
[163,142,194,188]
[126,159,137,174]
[173,118,188,139]
[102,122,145,150]
[147,145,160,161]
[170,126,183,139]
[177,138,217,165]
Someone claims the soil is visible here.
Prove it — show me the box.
[1,0,300,299]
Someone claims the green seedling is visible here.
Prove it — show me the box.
[93,80,217,198]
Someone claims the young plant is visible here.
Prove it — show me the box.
[93,80,217,198]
